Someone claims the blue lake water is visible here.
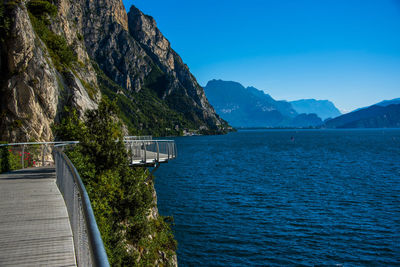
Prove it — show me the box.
[155,129,400,266]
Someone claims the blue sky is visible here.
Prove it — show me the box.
[123,0,400,112]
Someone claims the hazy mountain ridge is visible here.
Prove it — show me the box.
[351,98,400,113]
[325,103,400,128]
[290,99,341,120]
[204,79,323,127]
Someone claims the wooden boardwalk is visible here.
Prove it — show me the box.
[0,167,76,266]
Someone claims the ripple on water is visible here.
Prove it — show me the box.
[155,129,400,266]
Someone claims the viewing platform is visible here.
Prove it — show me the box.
[124,136,177,167]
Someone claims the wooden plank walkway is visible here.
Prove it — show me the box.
[0,167,76,267]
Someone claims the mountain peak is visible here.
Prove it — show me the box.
[0,0,229,141]
[204,80,321,127]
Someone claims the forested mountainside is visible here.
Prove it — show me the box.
[0,0,228,142]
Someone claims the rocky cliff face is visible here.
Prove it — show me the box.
[0,0,227,142]
[0,0,100,141]
[128,5,218,121]
[1,0,211,264]
[79,0,226,134]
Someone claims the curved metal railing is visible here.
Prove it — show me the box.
[54,148,109,267]
[0,141,109,266]
[0,137,176,265]
[124,139,177,166]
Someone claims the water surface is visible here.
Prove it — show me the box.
[155,129,400,266]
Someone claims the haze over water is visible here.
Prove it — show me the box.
[155,129,400,266]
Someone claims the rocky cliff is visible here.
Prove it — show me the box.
[1,0,230,264]
[0,0,228,142]
[0,0,100,141]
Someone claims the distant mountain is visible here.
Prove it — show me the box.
[374,98,400,107]
[351,98,400,113]
[204,80,322,128]
[246,86,297,118]
[290,99,341,120]
[325,104,400,128]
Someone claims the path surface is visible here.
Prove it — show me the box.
[0,167,76,266]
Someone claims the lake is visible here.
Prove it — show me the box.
[155,129,400,266]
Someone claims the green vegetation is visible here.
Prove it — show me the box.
[0,145,19,172]
[54,98,177,266]
[79,77,97,101]
[0,0,16,40]
[27,0,77,72]
[26,0,57,18]
[94,63,197,136]
[0,143,36,173]
[0,2,9,37]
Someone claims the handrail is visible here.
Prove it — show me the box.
[0,141,79,146]
[124,139,174,142]
[54,149,110,267]
[0,141,109,266]
[124,136,152,140]
[123,139,177,166]
[0,141,79,169]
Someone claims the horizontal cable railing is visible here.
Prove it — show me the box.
[124,135,153,141]
[124,140,177,165]
[54,148,109,267]
[0,141,78,169]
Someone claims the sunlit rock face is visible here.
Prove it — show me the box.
[0,0,228,142]
[0,2,99,141]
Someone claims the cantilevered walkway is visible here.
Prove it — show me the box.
[0,167,76,266]
[0,137,176,266]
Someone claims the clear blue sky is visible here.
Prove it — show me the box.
[122,0,400,112]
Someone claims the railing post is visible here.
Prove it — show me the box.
[130,142,133,164]
[143,141,146,163]
[156,141,159,162]
[21,145,25,169]
[167,142,170,159]
[174,142,177,158]
[42,144,46,167]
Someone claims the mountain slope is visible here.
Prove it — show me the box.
[290,99,341,120]
[325,104,400,128]
[204,80,322,127]
[375,98,400,107]
[352,98,400,113]
[0,0,228,142]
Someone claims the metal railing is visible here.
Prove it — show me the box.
[0,141,78,169]
[54,148,109,267]
[0,137,176,265]
[0,141,109,266]
[124,140,177,166]
[124,135,152,141]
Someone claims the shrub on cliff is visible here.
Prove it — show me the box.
[54,98,177,265]
[27,0,77,71]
